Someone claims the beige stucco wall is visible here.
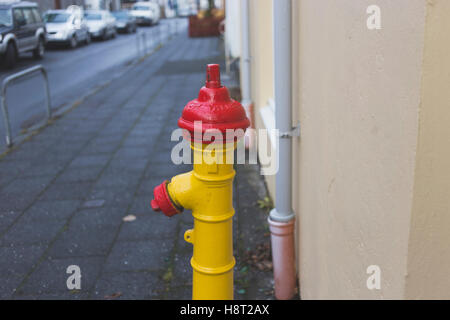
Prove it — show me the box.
[247,0,276,196]
[405,0,450,300]
[239,0,450,299]
[295,0,426,299]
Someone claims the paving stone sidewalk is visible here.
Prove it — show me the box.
[0,32,274,300]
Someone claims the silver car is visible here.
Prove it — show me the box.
[0,1,46,69]
[84,10,116,40]
[130,2,160,26]
[44,8,90,48]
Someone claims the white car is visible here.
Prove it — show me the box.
[130,2,160,26]
[84,10,116,40]
[44,7,90,48]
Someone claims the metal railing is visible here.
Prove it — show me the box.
[136,27,158,58]
[135,19,183,59]
[0,65,51,148]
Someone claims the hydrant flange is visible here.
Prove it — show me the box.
[151,180,182,217]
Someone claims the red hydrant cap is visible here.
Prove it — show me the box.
[151,181,182,217]
[178,64,250,143]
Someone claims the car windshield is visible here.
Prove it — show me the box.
[44,13,70,23]
[0,8,12,27]
[132,6,150,11]
[84,13,102,20]
[112,12,128,20]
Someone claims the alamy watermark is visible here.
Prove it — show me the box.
[170,121,279,176]
[366,265,381,290]
[367,5,381,30]
[66,265,81,290]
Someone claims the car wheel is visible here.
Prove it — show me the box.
[127,25,132,34]
[3,42,17,69]
[101,30,108,41]
[111,29,117,39]
[69,35,78,48]
[85,32,91,45]
[33,37,45,59]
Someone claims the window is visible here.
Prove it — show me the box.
[32,8,42,22]
[44,13,70,23]
[13,8,24,23]
[22,8,35,24]
[112,11,128,20]
[132,5,151,11]
[0,8,12,27]
[84,13,102,20]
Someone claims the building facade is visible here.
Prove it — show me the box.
[84,0,120,10]
[30,0,123,11]
[226,0,450,299]
[32,0,85,11]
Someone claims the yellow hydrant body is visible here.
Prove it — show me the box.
[169,142,236,299]
[151,64,249,300]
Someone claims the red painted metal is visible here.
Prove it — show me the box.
[178,64,250,143]
[151,181,181,217]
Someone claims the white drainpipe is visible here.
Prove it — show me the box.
[241,0,251,107]
[269,0,297,300]
[240,0,254,148]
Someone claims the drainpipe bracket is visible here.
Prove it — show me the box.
[278,122,300,139]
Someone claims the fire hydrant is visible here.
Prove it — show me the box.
[150,64,250,300]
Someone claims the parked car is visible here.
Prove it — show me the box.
[129,2,161,26]
[112,10,137,34]
[84,10,116,40]
[44,6,90,48]
[0,1,46,69]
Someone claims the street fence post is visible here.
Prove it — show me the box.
[151,27,155,49]
[143,32,148,55]
[165,24,168,42]
[1,65,51,148]
[136,31,141,58]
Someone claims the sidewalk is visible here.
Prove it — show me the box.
[0,31,274,299]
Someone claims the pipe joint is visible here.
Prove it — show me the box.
[269,208,296,223]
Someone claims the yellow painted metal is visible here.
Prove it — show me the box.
[166,142,236,300]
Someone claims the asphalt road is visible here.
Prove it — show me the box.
[0,18,186,153]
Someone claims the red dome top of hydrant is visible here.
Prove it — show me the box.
[178,64,250,143]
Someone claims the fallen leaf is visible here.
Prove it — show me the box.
[105,292,122,299]
[244,241,273,271]
[163,269,173,282]
[123,214,136,222]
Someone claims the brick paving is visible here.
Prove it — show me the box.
[0,31,274,300]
